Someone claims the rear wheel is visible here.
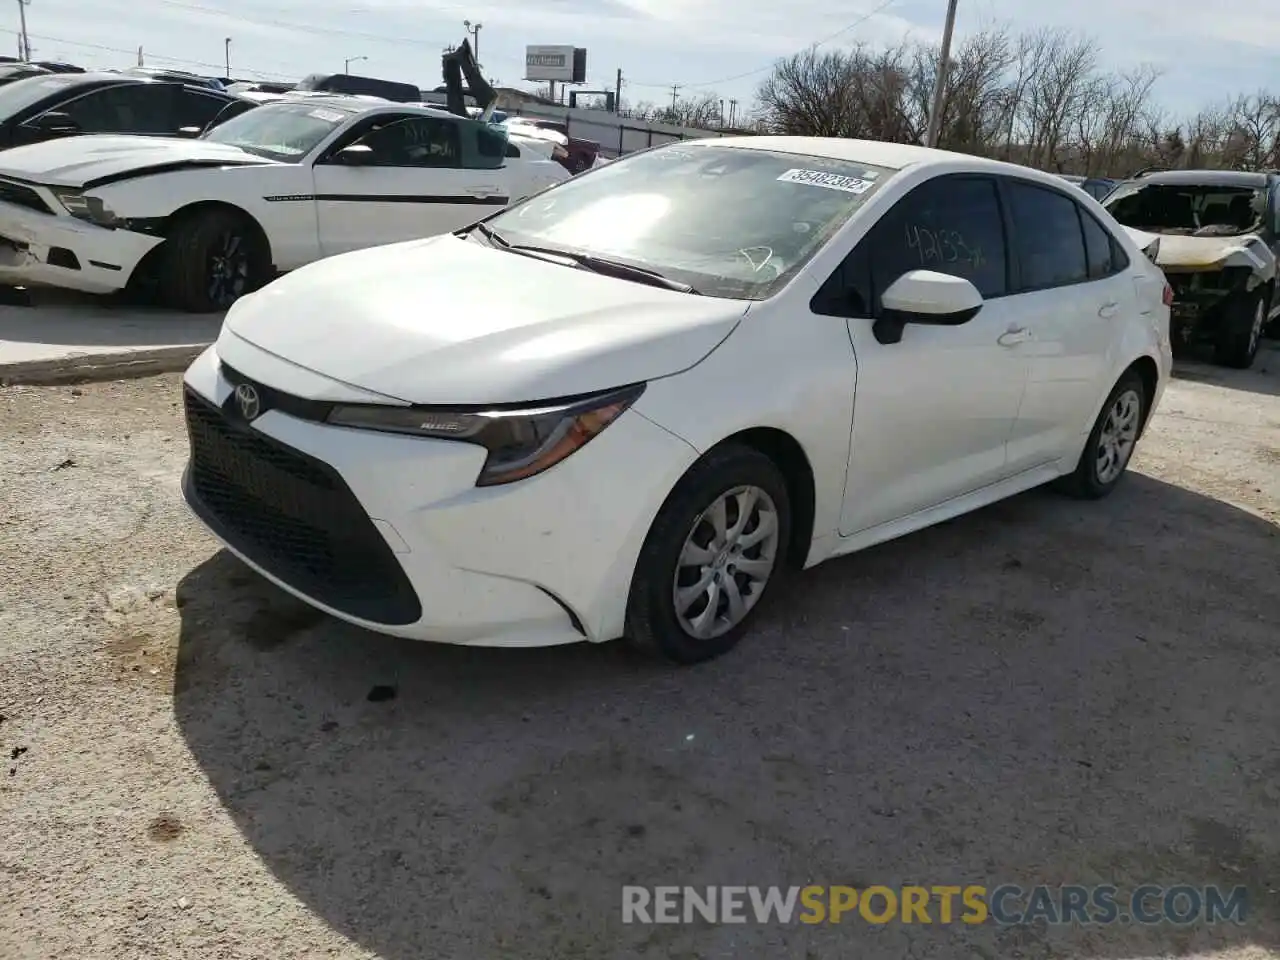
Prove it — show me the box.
[1056,371,1147,500]
[625,445,791,664]
[162,208,269,313]
[1214,289,1267,369]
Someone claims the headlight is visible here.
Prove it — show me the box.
[326,383,644,487]
[51,189,117,227]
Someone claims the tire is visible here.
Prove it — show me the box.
[1055,371,1147,500]
[161,208,269,313]
[625,444,792,665]
[1213,288,1267,369]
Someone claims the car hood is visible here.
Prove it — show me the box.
[1119,226,1270,271]
[0,135,272,189]
[222,234,748,405]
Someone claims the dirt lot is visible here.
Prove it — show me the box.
[1,354,1278,960]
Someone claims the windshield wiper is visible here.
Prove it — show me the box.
[465,224,699,294]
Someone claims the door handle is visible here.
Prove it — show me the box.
[1098,301,1120,318]
[997,326,1031,347]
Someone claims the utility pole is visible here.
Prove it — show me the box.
[614,68,621,114]
[729,99,738,128]
[720,99,725,128]
[669,83,680,115]
[137,45,143,66]
[17,0,31,62]
[223,36,231,76]
[923,0,959,148]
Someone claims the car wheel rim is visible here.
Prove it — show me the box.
[1248,299,1265,354]
[672,485,780,641]
[1095,388,1141,484]
[207,231,250,307]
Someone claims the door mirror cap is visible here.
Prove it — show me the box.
[27,111,80,134]
[335,143,375,165]
[874,270,983,345]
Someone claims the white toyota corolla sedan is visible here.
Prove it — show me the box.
[182,136,1173,664]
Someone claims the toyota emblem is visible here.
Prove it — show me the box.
[234,383,261,421]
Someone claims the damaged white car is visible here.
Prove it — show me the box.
[1103,169,1279,368]
[0,97,569,311]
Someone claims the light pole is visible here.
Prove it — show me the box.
[344,55,366,73]
[223,37,231,76]
[463,19,481,61]
[923,0,959,148]
[17,0,31,62]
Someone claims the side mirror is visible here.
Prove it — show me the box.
[177,126,203,137]
[335,143,375,166]
[874,269,983,345]
[27,111,80,135]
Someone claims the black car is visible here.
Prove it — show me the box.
[0,72,257,150]
[0,63,53,88]
[1102,169,1280,368]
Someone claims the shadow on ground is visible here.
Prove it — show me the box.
[1173,341,1280,398]
[0,288,221,348]
[172,473,1280,960]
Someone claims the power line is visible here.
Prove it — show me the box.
[25,32,294,79]
[150,0,444,49]
[630,0,902,91]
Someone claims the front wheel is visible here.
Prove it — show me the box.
[162,209,269,313]
[625,445,791,664]
[1056,371,1147,500]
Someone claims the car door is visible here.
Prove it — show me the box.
[39,81,181,138]
[312,113,500,257]
[814,173,1031,536]
[999,178,1128,473]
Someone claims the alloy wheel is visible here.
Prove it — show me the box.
[207,231,250,307]
[1095,388,1141,484]
[672,485,780,640]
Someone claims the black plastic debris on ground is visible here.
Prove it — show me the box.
[366,685,397,703]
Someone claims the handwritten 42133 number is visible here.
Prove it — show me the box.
[905,223,985,270]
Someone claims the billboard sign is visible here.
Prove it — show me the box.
[525,44,585,82]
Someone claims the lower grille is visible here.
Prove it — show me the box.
[0,178,52,215]
[183,387,422,625]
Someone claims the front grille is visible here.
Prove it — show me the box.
[0,178,52,215]
[183,387,422,625]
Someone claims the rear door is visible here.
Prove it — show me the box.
[1000,178,1128,472]
[312,113,504,256]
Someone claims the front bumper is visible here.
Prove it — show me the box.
[180,344,699,647]
[0,196,160,294]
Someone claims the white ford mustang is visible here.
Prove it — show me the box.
[181,136,1173,664]
[0,97,569,311]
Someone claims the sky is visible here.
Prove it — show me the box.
[13,0,1280,120]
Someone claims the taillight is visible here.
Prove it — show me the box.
[1162,282,1174,307]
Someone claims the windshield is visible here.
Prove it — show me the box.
[1104,182,1267,237]
[0,74,84,120]
[201,101,356,161]
[483,143,893,300]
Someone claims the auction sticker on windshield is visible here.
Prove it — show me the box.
[778,168,877,194]
[309,108,346,123]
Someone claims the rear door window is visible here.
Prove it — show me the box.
[1006,180,1089,289]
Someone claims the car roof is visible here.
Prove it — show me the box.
[693,135,1078,184]
[246,94,466,121]
[1128,169,1269,188]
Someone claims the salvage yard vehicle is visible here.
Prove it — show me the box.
[180,137,1171,664]
[0,72,255,150]
[1103,169,1279,368]
[0,97,570,311]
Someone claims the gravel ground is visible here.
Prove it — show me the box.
[1,354,1278,960]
